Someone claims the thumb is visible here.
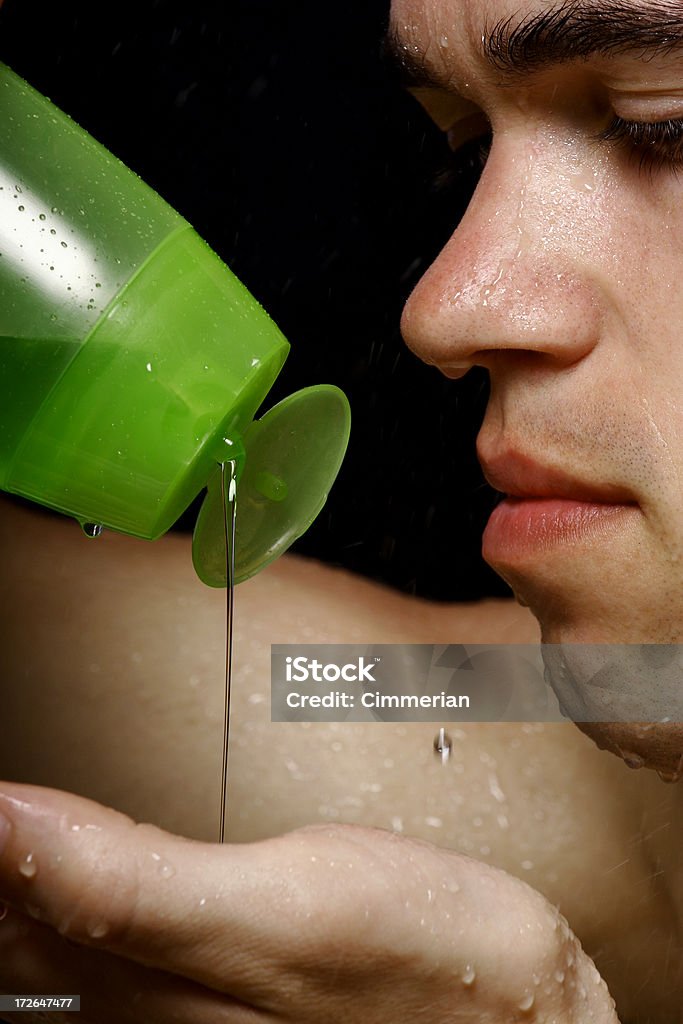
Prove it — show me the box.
[0,782,302,1002]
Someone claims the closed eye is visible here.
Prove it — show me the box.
[597,116,683,174]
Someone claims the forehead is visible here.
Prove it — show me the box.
[389,0,683,66]
[389,0,683,99]
[390,0,537,51]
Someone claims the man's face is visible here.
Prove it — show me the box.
[390,0,683,771]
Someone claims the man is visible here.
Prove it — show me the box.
[393,0,683,781]
[0,1,681,1022]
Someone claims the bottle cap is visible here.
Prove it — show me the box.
[193,385,350,585]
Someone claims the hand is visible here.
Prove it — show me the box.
[0,782,618,1023]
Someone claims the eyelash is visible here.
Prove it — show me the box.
[597,116,683,173]
[431,115,683,192]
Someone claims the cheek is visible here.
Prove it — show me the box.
[592,165,683,362]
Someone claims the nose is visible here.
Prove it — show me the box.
[400,137,604,379]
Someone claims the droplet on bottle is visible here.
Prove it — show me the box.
[18,852,37,879]
[82,523,103,538]
[61,241,68,248]
[433,727,452,765]
[554,968,565,983]
[518,991,535,1012]
[17,205,24,212]
[462,964,476,986]
[39,213,46,221]
[51,206,59,213]
[622,751,644,770]
[50,228,56,235]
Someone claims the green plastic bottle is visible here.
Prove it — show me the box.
[0,63,350,585]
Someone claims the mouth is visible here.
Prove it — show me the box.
[478,448,639,561]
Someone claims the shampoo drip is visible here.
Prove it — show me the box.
[219,459,238,843]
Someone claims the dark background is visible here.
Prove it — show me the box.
[0,0,508,601]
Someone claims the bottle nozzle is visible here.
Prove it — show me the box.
[192,385,350,586]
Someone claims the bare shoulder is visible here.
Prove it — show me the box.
[1,497,680,1018]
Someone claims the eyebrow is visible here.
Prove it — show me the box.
[384,0,683,88]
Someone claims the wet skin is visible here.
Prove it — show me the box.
[392,0,683,773]
[1,497,682,1021]
[5,0,683,1014]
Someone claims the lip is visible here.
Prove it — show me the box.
[478,448,635,504]
[478,448,639,561]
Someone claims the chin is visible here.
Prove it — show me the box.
[514,578,683,645]
[539,641,683,782]
[577,721,683,782]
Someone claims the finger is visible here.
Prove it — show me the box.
[0,906,266,1024]
[0,783,343,1009]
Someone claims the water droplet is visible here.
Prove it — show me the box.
[17,205,24,212]
[425,815,443,828]
[518,991,535,1012]
[18,853,37,878]
[433,727,452,764]
[51,206,59,213]
[554,969,565,983]
[150,852,175,878]
[622,751,644,769]
[86,919,109,939]
[462,964,476,986]
[39,213,46,221]
[61,241,67,248]
[82,523,103,538]
[50,228,56,235]
[146,362,153,372]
